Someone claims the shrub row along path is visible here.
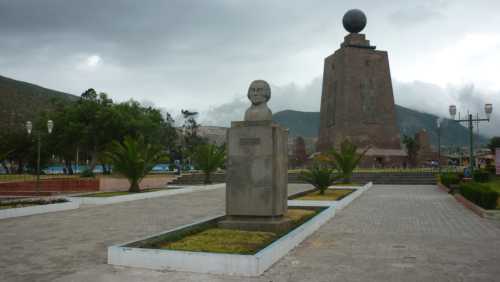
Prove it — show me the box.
[1,184,499,282]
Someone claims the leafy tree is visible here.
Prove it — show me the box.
[192,143,225,184]
[0,87,179,177]
[488,136,500,154]
[105,136,168,193]
[180,109,206,159]
[300,165,338,195]
[328,139,368,183]
[46,91,178,175]
[402,135,420,167]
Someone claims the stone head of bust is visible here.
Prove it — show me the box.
[244,80,272,121]
[247,80,271,106]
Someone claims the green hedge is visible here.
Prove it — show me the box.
[440,172,460,188]
[459,182,498,210]
[473,169,491,183]
[80,169,95,178]
[485,165,496,175]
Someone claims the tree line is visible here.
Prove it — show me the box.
[0,88,207,175]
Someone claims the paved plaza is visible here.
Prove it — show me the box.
[1,184,499,282]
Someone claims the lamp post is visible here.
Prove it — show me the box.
[26,119,54,195]
[449,104,493,176]
[436,118,442,174]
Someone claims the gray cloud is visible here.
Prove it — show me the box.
[388,2,446,27]
[202,78,322,127]
[203,78,500,137]
[393,81,499,137]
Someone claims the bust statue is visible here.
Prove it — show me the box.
[244,80,272,121]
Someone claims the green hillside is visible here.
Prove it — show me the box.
[273,106,488,147]
[0,75,77,130]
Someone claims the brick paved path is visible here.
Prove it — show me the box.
[1,185,499,282]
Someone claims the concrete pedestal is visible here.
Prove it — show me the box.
[219,120,288,232]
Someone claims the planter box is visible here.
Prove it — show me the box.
[69,183,224,205]
[108,205,335,276]
[288,182,373,209]
[0,199,79,220]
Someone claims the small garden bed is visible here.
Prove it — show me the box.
[0,198,68,210]
[289,188,354,201]
[130,208,318,255]
[331,182,361,186]
[108,205,333,276]
[70,183,224,205]
[0,198,79,219]
[77,188,162,198]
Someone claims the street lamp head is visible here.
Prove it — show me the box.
[485,103,493,119]
[436,117,442,128]
[449,105,457,119]
[47,120,54,134]
[26,121,33,135]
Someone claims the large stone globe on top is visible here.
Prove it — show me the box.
[342,9,367,34]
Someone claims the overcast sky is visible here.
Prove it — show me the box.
[1,0,499,136]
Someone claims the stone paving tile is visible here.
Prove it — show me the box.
[0,185,309,282]
[2,184,500,282]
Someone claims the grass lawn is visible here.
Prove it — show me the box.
[77,188,162,197]
[0,173,174,183]
[158,209,317,254]
[0,199,68,210]
[295,188,354,201]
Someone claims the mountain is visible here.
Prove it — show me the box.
[273,106,488,148]
[0,75,77,130]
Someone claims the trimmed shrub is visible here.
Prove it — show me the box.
[440,172,460,188]
[485,164,496,175]
[459,182,498,210]
[472,169,491,183]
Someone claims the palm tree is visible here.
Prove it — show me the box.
[106,136,168,193]
[300,165,338,195]
[328,139,368,183]
[192,143,225,184]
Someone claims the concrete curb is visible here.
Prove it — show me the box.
[107,205,335,276]
[0,199,80,220]
[437,182,451,193]
[68,183,225,205]
[288,182,373,209]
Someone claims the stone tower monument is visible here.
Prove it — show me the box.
[219,80,290,233]
[317,9,405,166]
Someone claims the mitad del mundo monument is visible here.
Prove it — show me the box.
[317,9,407,167]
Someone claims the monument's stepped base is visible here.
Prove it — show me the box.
[168,172,437,186]
[351,172,437,185]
